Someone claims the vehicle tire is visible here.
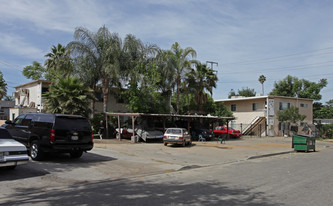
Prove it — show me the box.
[30,140,44,161]
[70,150,83,158]
[164,143,167,146]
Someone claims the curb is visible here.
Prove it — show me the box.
[247,150,294,160]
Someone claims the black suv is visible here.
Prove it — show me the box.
[3,113,94,160]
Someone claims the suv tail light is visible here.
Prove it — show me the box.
[50,129,55,142]
[163,136,167,139]
[179,137,183,140]
[91,131,94,142]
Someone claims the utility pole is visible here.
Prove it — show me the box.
[206,61,218,96]
[206,61,218,73]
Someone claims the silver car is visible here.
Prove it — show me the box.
[0,128,29,169]
[163,128,192,147]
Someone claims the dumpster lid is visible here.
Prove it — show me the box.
[293,134,315,138]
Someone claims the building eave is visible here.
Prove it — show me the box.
[14,80,53,89]
[215,95,313,103]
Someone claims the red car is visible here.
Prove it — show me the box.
[212,126,242,138]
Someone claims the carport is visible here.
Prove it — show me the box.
[104,112,235,142]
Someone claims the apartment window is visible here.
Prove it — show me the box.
[231,104,236,112]
[252,103,259,111]
[279,102,290,110]
[300,103,308,108]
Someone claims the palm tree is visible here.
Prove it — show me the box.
[43,76,94,117]
[44,43,73,79]
[258,75,266,95]
[121,34,159,88]
[167,42,197,114]
[186,63,218,114]
[0,71,7,100]
[68,26,122,113]
[155,49,176,113]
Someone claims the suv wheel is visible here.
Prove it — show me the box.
[70,150,83,158]
[30,140,44,161]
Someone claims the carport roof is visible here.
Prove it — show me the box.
[105,112,235,120]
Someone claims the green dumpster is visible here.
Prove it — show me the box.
[292,134,316,152]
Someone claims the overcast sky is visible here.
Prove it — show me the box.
[0,0,332,103]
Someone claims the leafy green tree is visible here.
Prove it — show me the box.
[228,87,256,98]
[314,100,333,119]
[314,106,333,119]
[270,75,327,100]
[326,99,333,107]
[212,102,234,125]
[166,42,197,114]
[43,77,94,117]
[277,106,306,123]
[68,26,122,113]
[3,95,14,101]
[0,71,7,100]
[22,61,46,80]
[238,87,256,97]
[123,63,167,113]
[258,75,266,95]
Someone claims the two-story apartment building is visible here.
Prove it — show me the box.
[9,80,130,120]
[215,95,313,137]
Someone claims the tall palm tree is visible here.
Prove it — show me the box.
[43,76,94,117]
[121,34,159,88]
[167,42,197,114]
[186,63,218,114]
[0,71,7,100]
[155,49,175,113]
[68,26,122,113]
[258,75,266,95]
[44,43,73,78]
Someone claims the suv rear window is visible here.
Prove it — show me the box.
[33,115,54,129]
[54,117,91,131]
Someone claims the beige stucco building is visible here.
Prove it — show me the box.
[215,95,313,137]
[9,80,130,120]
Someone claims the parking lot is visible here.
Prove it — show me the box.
[1,137,332,204]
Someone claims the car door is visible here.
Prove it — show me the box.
[5,114,26,144]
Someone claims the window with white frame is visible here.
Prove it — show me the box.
[279,102,290,110]
[231,104,236,112]
[300,103,308,108]
[252,103,259,111]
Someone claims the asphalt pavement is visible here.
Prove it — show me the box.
[93,136,331,174]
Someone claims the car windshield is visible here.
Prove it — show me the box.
[166,129,182,134]
[0,129,13,139]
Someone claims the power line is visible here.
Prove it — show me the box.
[220,46,333,66]
[0,59,22,71]
[222,60,333,75]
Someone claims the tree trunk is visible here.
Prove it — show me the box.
[176,76,181,114]
[262,83,264,95]
[102,77,109,113]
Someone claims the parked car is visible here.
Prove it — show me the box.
[3,113,94,160]
[136,128,164,142]
[115,128,136,139]
[163,128,192,147]
[0,128,29,169]
[191,128,214,141]
[212,126,242,138]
